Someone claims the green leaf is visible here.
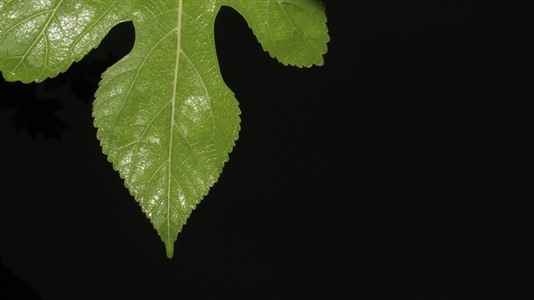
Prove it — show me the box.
[94,1,242,258]
[224,0,329,67]
[0,0,328,258]
[0,0,132,83]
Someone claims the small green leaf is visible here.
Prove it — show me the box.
[223,0,329,67]
[0,0,328,258]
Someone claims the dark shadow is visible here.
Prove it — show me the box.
[1,80,69,140]
[0,21,135,298]
[0,21,135,140]
[0,259,42,299]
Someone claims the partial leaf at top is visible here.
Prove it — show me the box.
[0,0,132,83]
[221,0,329,67]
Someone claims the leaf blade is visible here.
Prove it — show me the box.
[93,0,240,258]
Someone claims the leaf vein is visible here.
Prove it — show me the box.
[0,9,53,44]
[127,99,172,184]
[63,0,119,67]
[10,0,64,75]
[108,28,176,133]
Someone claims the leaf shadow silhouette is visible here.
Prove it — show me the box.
[0,22,135,140]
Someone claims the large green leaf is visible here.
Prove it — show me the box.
[0,0,328,258]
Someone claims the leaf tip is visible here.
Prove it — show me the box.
[165,241,175,259]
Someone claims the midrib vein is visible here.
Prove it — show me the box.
[167,0,183,251]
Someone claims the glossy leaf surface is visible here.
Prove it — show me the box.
[0,0,328,258]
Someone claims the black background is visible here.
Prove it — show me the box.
[1,1,532,299]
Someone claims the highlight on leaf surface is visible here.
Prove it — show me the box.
[0,0,329,258]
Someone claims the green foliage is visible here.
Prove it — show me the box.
[0,0,328,258]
